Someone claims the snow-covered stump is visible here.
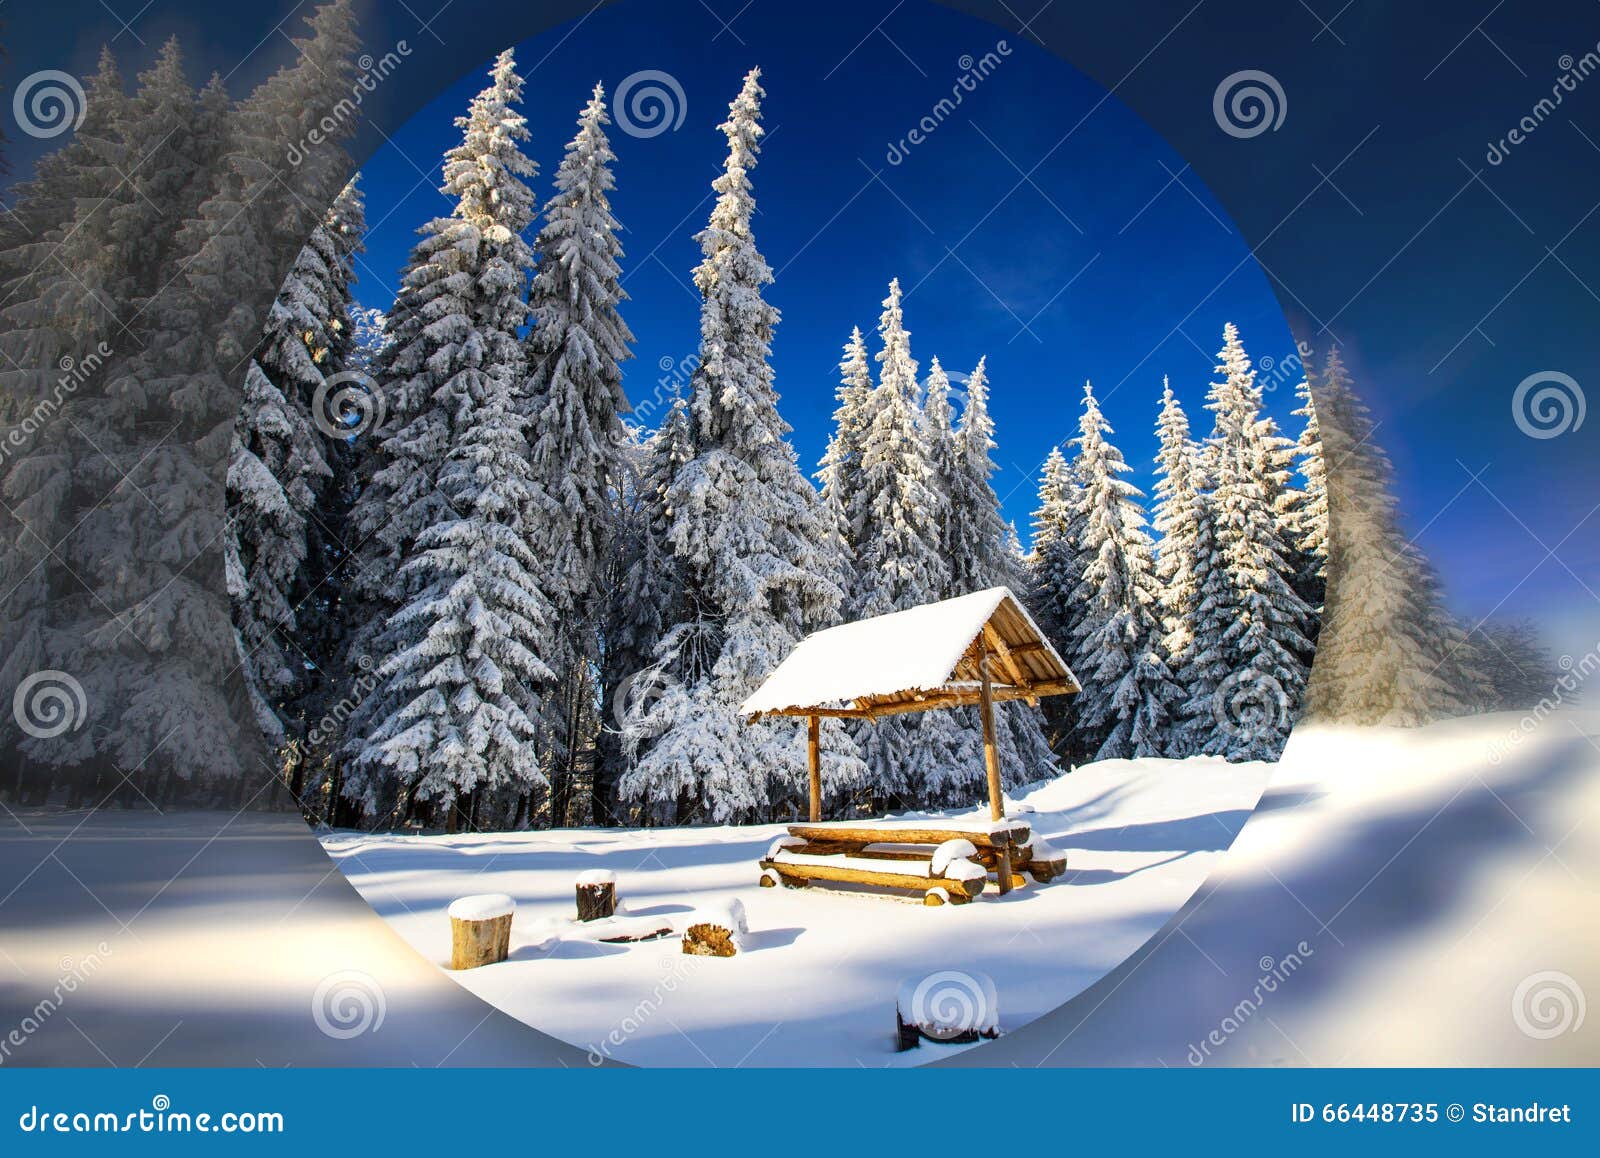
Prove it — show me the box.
[448,894,515,970]
[895,971,1000,1051]
[575,869,617,922]
[681,899,747,958]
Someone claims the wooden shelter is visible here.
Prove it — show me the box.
[740,587,1079,901]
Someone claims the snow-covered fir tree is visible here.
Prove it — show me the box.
[619,69,864,823]
[1026,446,1085,757]
[842,280,966,802]
[1287,371,1328,617]
[596,404,688,821]
[852,279,949,617]
[344,49,544,821]
[521,82,636,825]
[1068,382,1180,760]
[1306,348,1495,725]
[932,355,1057,788]
[43,1,359,794]
[817,325,873,554]
[356,368,554,826]
[1150,378,1209,755]
[1186,324,1311,760]
[226,176,369,752]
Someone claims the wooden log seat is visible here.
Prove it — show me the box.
[757,823,1040,904]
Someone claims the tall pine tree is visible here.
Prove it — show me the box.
[521,82,635,825]
[619,69,863,824]
[1068,382,1179,760]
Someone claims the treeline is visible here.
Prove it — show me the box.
[0,15,1553,822]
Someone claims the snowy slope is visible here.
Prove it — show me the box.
[322,755,1269,1067]
[992,708,1600,1066]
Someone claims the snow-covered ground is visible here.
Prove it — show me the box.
[321,755,1271,1067]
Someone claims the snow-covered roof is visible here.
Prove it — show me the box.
[740,587,1078,719]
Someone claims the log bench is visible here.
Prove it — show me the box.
[757,820,1066,904]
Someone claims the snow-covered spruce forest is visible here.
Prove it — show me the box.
[0,12,1548,827]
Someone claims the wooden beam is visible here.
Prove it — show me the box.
[786,823,1030,850]
[979,645,1013,896]
[982,622,1033,692]
[746,679,1077,721]
[806,713,821,823]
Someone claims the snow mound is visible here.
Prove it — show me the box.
[574,869,616,887]
[683,898,748,934]
[447,894,515,922]
[766,835,806,859]
[931,839,979,877]
[1027,837,1063,862]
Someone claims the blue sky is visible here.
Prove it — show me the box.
[18,0,1584,642]
[351,0,1298,540]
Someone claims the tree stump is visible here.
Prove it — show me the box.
[448,894,515,970]
[895,971,999,1050]
[681,900,747,957]
[575,869,617,922]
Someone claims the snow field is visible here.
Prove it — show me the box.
[324,751,1269,1066]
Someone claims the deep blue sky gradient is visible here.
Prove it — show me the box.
[10,0,1595,646]
[351,0,1298,544]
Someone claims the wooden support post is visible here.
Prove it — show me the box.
[979,649,1013,895]
[807,713,822,823]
